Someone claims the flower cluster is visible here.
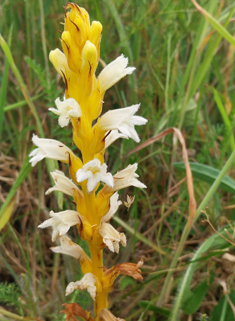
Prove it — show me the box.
[29,3,147,320]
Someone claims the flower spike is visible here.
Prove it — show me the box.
[31,3,146,319]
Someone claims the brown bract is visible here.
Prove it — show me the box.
[61,303,94,321]
[105,259,144,281]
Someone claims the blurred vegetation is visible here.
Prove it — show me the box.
[2,0,235,320]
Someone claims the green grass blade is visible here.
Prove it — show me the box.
[4,94,43,112]
[182,274,214,314]
[0,34,60,194]
[113,216,165,255]
[211,87,235,151]
[102,0,137,103]
[139,301,171,317]
[189,7,235,100]
[192,0,235,47]
[169,227,233,321]
[170,1,218,127]
[174,162,235,193]
[0,156,32,220]
[0,34,43,137]
[0,25,13,140]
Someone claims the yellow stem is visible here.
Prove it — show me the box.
[76,114,108,319]
[89,243,108,318]
[82,183,108,318]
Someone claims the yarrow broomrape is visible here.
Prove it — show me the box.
[29,3,147,320]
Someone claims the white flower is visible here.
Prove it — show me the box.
[38,210,82,241]
[49,97,82,127]
[45,170,82,197]
[65,273,97,300]
[29,134,73,167]
[76,158,113,193]
[99,222,126,253]
[104,130,127,149]
[98,54,135,92]
[98,104,147,143]
[51,235,87,260]
[101,192,122,223]
[103,163,146,193]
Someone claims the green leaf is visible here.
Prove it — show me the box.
[170,226,233,321]
[0,25,13,140]
[192,0,235,47]
[120,276,135,290]
[210,86,235,151]
[139,301,171,317]
[182,272,215,314]
[174,162,235,194]
[0,156,32,221]
[211,289,235,321]
[0,197,16,231]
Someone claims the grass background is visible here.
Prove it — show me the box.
[1,0,235,320]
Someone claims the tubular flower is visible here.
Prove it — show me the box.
[46,170,83,197]
[31,3,147,320]
[98,54,135,93]
[101,192,122,223]
[29,134,76,166]
[66,273,100,300]
[51,235,92,274]
[49,97,82,127]
[51,234,88,260]
[99,222,127,253]
[104,130,127,149]
[76,158,113,193]
[97,104,147,143]
[101,163,146,195]
[38,210,83,241]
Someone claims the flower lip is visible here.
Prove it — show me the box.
[76,158,113,193]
